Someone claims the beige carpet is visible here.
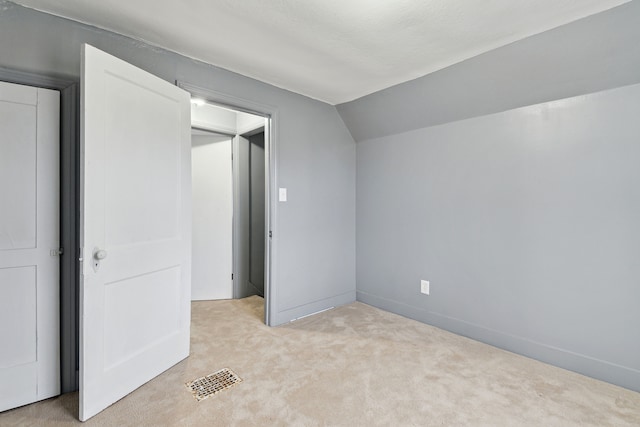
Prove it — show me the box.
[1,296,639,426]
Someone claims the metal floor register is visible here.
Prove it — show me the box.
[185,368,243,401]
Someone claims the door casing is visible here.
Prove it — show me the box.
[178,81,277,326]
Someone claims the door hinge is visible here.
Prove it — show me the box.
[231,273,234,280]
[50,247,64,256]
[269,231,272,238]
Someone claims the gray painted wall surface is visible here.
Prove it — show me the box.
[249,132,265,296]
[0,1,356,325]
[356,83,640,392]
[337,1,640,142]
[234,136,252,299]
[234,132,266,299]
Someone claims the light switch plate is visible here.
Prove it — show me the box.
[279,188,287,202]
[421,280,430,295]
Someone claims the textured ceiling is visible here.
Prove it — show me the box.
[14,0,630,104]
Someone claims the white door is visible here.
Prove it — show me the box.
[80,44,191,421]
[0,81,60,411]
[191,132,233,300]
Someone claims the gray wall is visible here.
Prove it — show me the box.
[0,1,356,325]
[347,2,640,392]
[249,132,265,296]
[234,132,265,300]
[233,135,252,299]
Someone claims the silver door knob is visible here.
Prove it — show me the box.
[94,249,108,260]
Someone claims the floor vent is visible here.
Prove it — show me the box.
[185,368,242,401]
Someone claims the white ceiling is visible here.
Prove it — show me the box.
[14,0,630,105]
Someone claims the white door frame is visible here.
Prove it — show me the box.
[178,82,277,326]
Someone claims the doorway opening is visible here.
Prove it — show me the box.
[188,95,273,324]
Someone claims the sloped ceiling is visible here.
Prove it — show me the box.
[13,0,630,104]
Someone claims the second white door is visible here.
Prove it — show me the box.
[0,80,60,412]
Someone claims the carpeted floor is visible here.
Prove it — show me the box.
[1,296,639,426]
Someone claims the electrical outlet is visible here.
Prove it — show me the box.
[420,280,430,295]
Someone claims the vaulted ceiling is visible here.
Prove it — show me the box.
[14,0,630,104]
